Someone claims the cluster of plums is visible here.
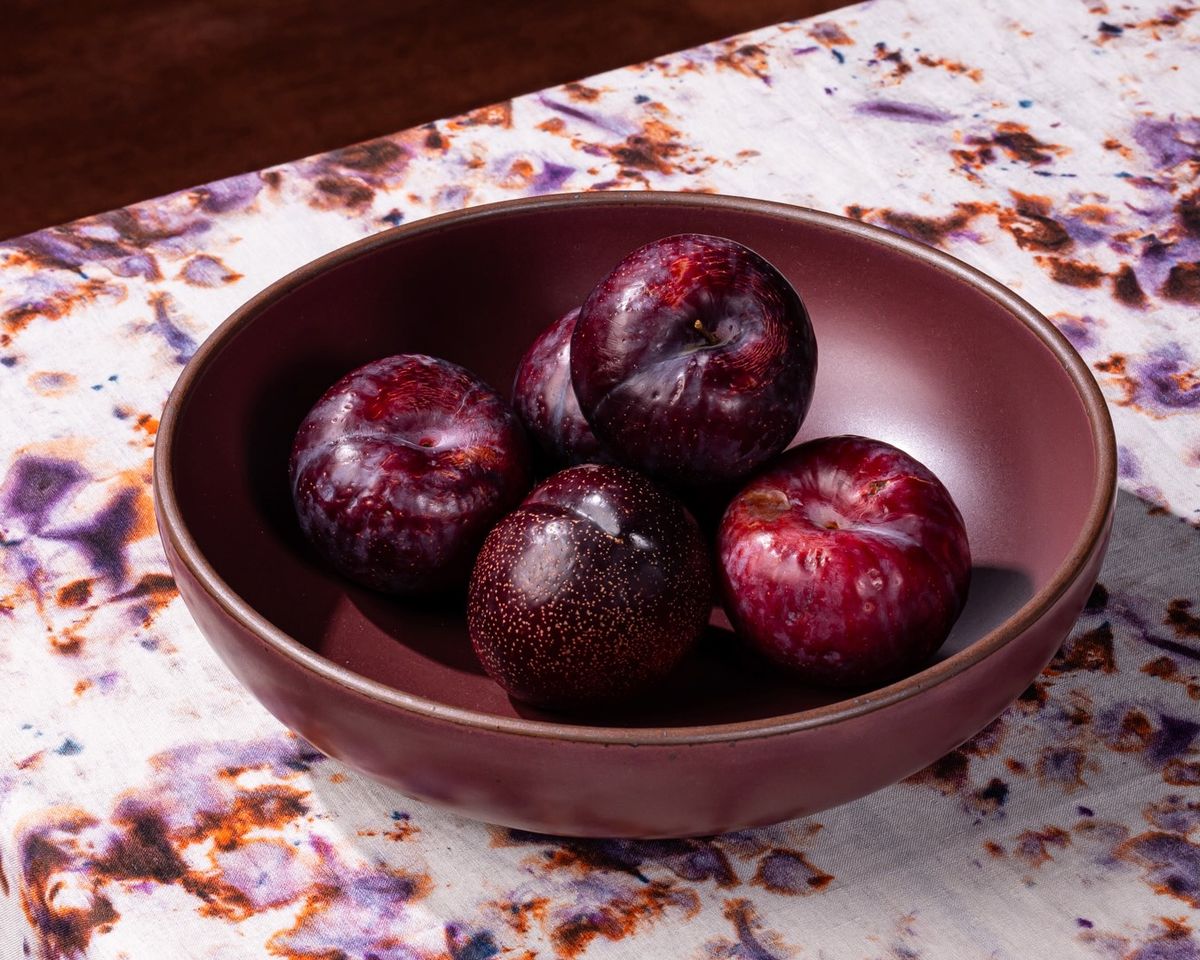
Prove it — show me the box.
[290,234,972,709]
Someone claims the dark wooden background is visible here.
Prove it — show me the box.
[3,0,845,240]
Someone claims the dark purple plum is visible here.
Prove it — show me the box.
[718,436,971,688]
[511,306,607,468]
[571,234,817,488]
[290,354,530,594]
[468,464,712,708]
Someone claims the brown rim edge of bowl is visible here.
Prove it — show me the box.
[153,190,1118,746]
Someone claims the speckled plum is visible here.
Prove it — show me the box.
[511,307,607,468]
[571,233,817,488]
[467,464,712,708]
[290,354,530,594]
[718,436,971,688]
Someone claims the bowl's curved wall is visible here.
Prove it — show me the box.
[156,193,1115,836]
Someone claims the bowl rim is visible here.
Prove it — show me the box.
[154,190,1117,746]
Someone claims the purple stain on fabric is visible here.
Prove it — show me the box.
[538,96,629,134]
[1054,315,1095,350]
[1135,344,1200,411]
[181,255,237,287]
[670,843,737,886]
[1148,715,1200,766]
[0,457,88,537]
[438,185,470,210]
[1141,235,1176,265]
[1129,936,1200,960]
[728,901,785,960]
[854,99,955,124]
[349,871,424,904]
[794,45,819,54]
[1118,445,1141,479]
[10,231,113,274]
[509,833,740,887]
[1077,918,1094,928]
[43,487,138,583]
[531,162,574,193]
[755,849,831,893]
[1132,118,1200,170]
[447,929,499,960]
[1134,233,1200,293]
[1040,747,1087,789]
[150,294,198,364]
[1145,634,1200,663]
[282,745,326,772]
[1059,217,1109,246]
[196,173,263,213]
[1146,797,1200,835]
[976,778,1010,806]
[563,837,719,884]
[1122,832,1200,906]
[1130,175,1174,191]
[111,253,162,281]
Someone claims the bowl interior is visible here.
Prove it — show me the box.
[168,196,1099,728]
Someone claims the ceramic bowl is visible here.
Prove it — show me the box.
[154,192,1116,838]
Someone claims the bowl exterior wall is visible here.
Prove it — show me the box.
[160,503,1111,838]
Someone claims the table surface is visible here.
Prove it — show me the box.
[2,0,1199,957]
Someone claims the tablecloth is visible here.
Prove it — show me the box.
[2,0,1199,956]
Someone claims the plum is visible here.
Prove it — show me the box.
[511,306,606,468]
[571,233,816,489]
[290,354,529,594]
[468,464,712,707]
[718,436,971,688]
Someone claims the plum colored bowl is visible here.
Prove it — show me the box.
[154,192,1116,838]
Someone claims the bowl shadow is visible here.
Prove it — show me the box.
[944,564,1036,657]
[348,588,487,677]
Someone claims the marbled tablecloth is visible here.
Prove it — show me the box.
[3,0,1199,956]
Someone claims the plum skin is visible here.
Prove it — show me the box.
[718,435,971,688]
[511,306,607,468]
[467,464,712,708]
[571,233,817,489]
[290,353,530,595]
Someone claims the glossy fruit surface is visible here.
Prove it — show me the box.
[718,435,971,687]
[511,307,606,468]
[468,464,712,707]
[290,354,529,594]
[571,233,817,488]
